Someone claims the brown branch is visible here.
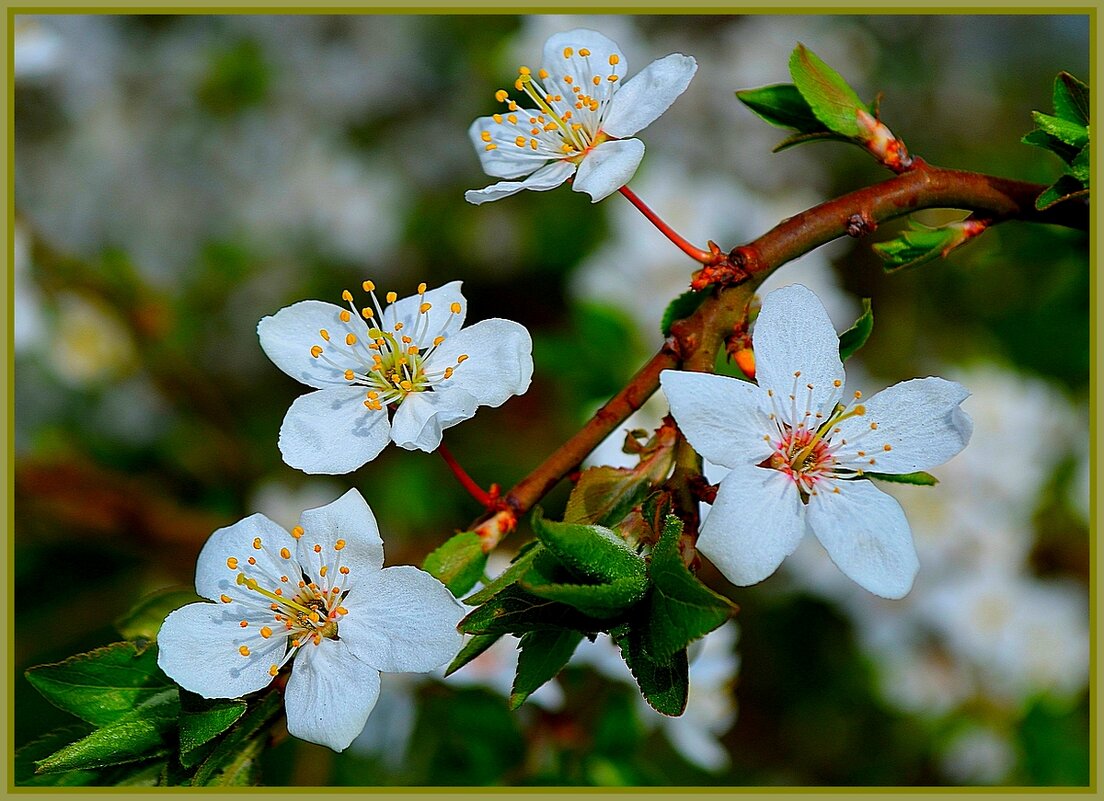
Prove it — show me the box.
[494,164,1087,524]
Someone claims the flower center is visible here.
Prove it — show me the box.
[481,47,623,160]
[308,281,468,411]
[221,530,353,677]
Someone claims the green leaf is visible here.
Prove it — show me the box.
[444,633,503,677]
[1053,72,1089,126]
[458,584,609,637]
[837,298,874,361]
[521,573,649,617]
[1068,145,1090,186]
[35,688,180,774]
[1036,175,1091,211]
[772,129,852,152]
[660,289,710,337]
[25,640,173,727]
[115,587,203,641]
[191,690,282,786]
[788,43,869,138]
[1021,128,1081,164]
[179,693,248,769]
[872,221,957,273]
[736,83,827,132]
[613,625,688,716]
[531,508,646,584]
[15,726,98,786]
[565,466,647,527]
[643,515,737,660]
[423,530,489,597]
[463,541,543,605]
[1030,111,1089,149]
[509,630,584,710]
[864,471,939,486]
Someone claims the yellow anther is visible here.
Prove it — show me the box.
[493,113,502,123]
[291,638,301,648]
[340,566,350,575]
[361,307,374,318]
[853,405,866,415]
[495,89,509,102]
[450,302,461,314]
[310,345,323,358]
[260,626,273,639]
[609,53,620,65]
[419,302,432,314]
[564,74,574,84]
[291,526,304,539]
[515,135,527,147]
[342,290,353,302]
[538,68,549,79]
[870,422,879,430]
[563,47,573,58]
[883,444,893,451]
[400,380,413,391]
[514,78,524,91]
[794,371,802,378]
[518,65,531,76]
[344,369,355,381]
[592,75,601,86]
[508,101,518,111]
[337,606,349,616]
[339,310,351,323]
[252,537,262,550]
[444,367,454,379]
[319,329,330,341]
[220,594,232,604]
[480,130,492,142]
[408,346,419,356]
[367,391,379,399]
[386,291,397,303]
[417,282,427,294]
[280,547,291,559]
[456,354,469,363]
[345,333,357,346]
[247,557,256,565]
[530,139,538,150]
[239,646,251,657]
[363,280,375,292]
[433,335,445,347]
[507,113,517,124]
[239,620,248,628]
[280,576,288,583]
[854,390,863,399]
[579,48,590,57]
[530,127,540,135]
[319,566,328,577]
[269,665,279,676]
[608,74,619,82]
[562,144,573,153]
[226,557,239,570]
[309,611,320,623]
[313,544,322,553]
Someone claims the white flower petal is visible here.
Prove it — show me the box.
[573,138,644,202]
[602,53,698,138]
[428,318,533,407]
[753,284,845,426]
[464,160,576,205]
[386,281,467,340]
[157,602,285,699]
[341,565,464,674]
[258,300,359,390]
[541,29,627,96]
[697,465,806,586]
[278,387,390,475]
[195,513,295,602]
[833,377,972,473]
[285,640,381,752]
[660,370,773,469]
[296,488,384,584]
[468,116,548,179]
[806,478,919,599]
[389,389,478,453]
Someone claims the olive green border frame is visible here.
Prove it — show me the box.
[1,4,1097,799]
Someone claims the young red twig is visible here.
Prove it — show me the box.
[618,184,718,264]
[437,441,494,509]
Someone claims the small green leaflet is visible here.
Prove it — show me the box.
[178,693,248,769]
[423,530,489,596]
[458,583,609,637]
[1022,72,1090,210]
[521,573,648,618]
[837,298,874,361]
[1030,111,1089,149]
[642,515,738,661]
[189,690,283,786]
[444,633,502,677]
[613,624,688,717]
[660,289,710,337]
[35,688,180,774]
[1034,176,1090,212]
[115,587,203,641]
[564,465,652,528]
[25,640,173,727]
[509,630,584,710]
[531,508,646,584]
[1052,71,1089,127]
[735,83,827,133]
[463,540,543,605]
[789,43,869,139]
[865,470,939,486]
[14,726,98,786]
[872,221,957,272]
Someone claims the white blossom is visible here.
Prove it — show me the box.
[157,489,464,752]
[465,29,696,205]
[661,284,972,599]
[258,281,533,474]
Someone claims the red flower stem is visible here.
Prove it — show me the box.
[618,185,716,264]
[437,441,492,508]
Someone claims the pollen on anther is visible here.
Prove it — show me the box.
[833,379,842,387]
[226,557,238,569]
[239,620,248,628]
[319,329,330,341]
[220,594,232,603]
[313,544,322,554]
[320,566,329,577]
[444,367,454,379]
[310,345,323,358]
[419,302,432,314]
[854,390,863,399]
[361,307,374,319]
[494,89,508,102]
[252,537,262,550]
[239,646,250,657]
[335,539,347,551]
[450,302,461,314]
[340,566,350,575]
[247,557,256,565]
[386,291,397,303]
[592,75,601,86]
[341,290,353,302]
[268,665,279,677]
[563,47,573,58]
[578,47,590,57]
[457,354,469,363]
[363,280,376,292]
[291,526,304,539]
[883,444,892,451]
[345,333,358,346]
[279,547,290,559]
